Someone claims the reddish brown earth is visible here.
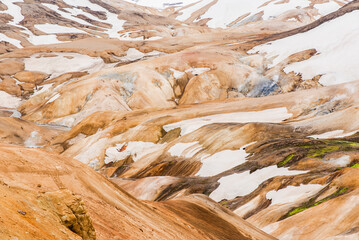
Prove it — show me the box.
[0,0,358,239]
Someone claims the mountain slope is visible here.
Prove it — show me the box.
[0,1,359,240]
[0,144,275,240]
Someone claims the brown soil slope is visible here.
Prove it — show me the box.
[0,144,275,240]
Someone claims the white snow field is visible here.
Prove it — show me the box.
[0,91,23,108]
[122,0,196,9]
[250,10,359,86]
[62,0,126,39]
[168,142,202,158]
[0,33,22,48]
[24,53,105,78]
[164,107,292,135]
[0,0,66,46]
[116,0,347,28]
[209,166,307,201]
[196,142,256,177]
[266,184,324,205]
[35,24,87,34]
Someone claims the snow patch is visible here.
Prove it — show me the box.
[168,142,202,158]
[327,155,351,167]
[0,33,22,48]
[164,107,292,136]
[75,138,109,164]
[266,184,324,205]
[42,3,93,26]
[62,0,125,39]
[170,68,185,79]
[105,141,162,164]
[35,23,87,34]
[309,129,359,139]
[88,158,100,169]
[46,93,61,104]
[0,91,23,108]
[209,166,307,201]
[24,131,43,148]
[314,2,341,16]
[121,48,145,61]
[196,142,256,177]
[185,68,211,75]
[250,11,359,86]
[123,0,197,9]
[24,53,104,78]
[200,0,311,28]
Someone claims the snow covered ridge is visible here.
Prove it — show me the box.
[0,0,352,48]
[123,0,189,8]
[164,107,292,135]
[123,0,351,28]
[250,10,359,86]
[0,0,161,47]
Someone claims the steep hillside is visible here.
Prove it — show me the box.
[0,144,275,240]
[0,0,358,239]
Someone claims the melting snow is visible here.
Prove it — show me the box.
[196,143,255,177]
[309,129,359,139]
[62,0,125,39]
[46,93,61,104]
[24,53,105,78]
[121,48,145,61]
[185,68,211,75]
[164,107,292,135]
[250,11,359,86]
[123,0,195,9]
[35,23,87,34]
[0,33,22,48]
[314,2,342,16]
[177,0,213,22]
[168,142,202,158]
[105,142,162,164]
[0,1,68,46]
[0,108,22,118]
[327,155,351,167]
[266,184,324,205]
[0,91,23,108]
[170,68,185,79]
[176,0,340,28]
[24,131,43,148]
[209,166,307,201]
[42,3,93,26]
[75,138,109,164]
[1,0,24,24]
[88,158,100,169]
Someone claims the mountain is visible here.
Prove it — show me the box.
[1,0,359,239]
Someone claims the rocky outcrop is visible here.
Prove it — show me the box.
[0,77,21,96]
[14,71,49,84]
[44,190,96,240]
[0,59,24,75]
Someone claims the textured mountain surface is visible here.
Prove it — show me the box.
[0,0,358,239]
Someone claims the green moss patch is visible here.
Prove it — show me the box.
[307,145,340,158]
[283,187,348,219]
[299,139,359,159]
[277,154,295,167]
